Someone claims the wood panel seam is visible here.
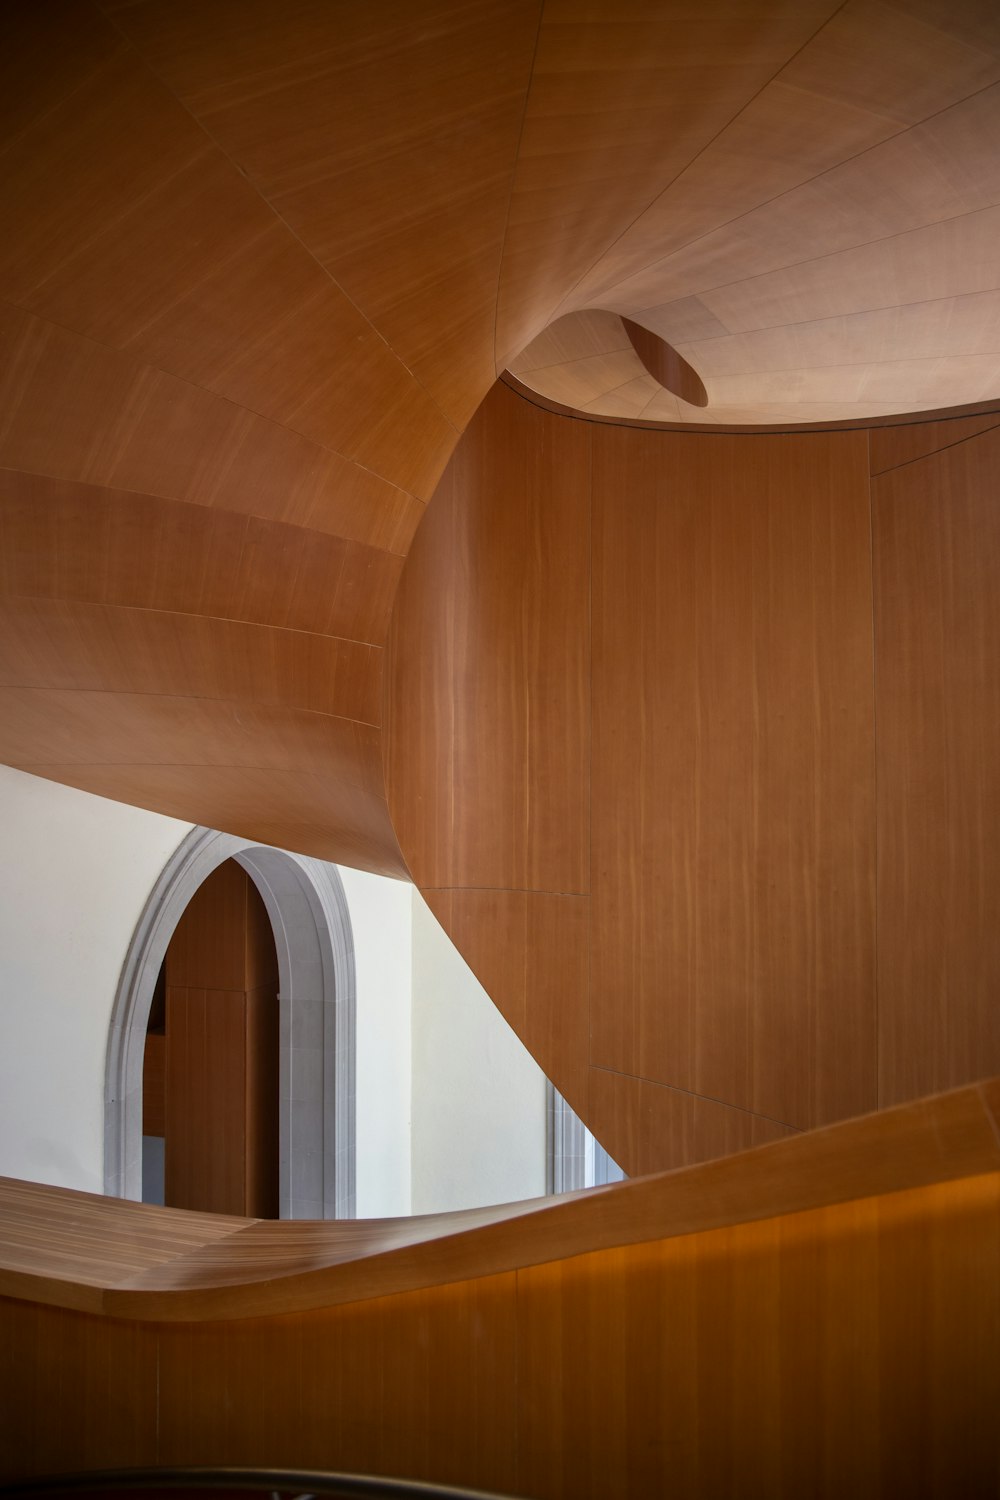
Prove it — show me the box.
[869,416,1000,476]
[96,7,463,438]
[541,0,852,332]
[0,302,430,519]
[588,1064,803,1135]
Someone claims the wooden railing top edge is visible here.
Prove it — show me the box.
[1,1078,997,1323]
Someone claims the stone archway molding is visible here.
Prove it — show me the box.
[105,826,356,1218]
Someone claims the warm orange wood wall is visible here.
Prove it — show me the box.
[164,861,279,1218]
[386,384,1000,1175]
[3,1171,997,1497]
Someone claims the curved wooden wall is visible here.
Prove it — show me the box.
[2,0,1000,1193]
[2,1081,999,1495]
[386,386,1000,1175]
[0,0,543,874]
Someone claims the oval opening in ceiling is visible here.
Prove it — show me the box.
[621,316,708,408]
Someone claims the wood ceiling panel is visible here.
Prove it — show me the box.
[1,1,121,146]
[0,598,381,726]
[3,0,1000,1173]
[599,84,1000,320]
[873,424,1000,1106]
[495,0,838,365]
[0,305,424,553]
[0,11,457,501]
[14,757,405,876]
[0,688,385,791]
[109,0,543,428]
[569,1,1000,311]
[1,471,403,645]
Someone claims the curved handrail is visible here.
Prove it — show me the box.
[0,1468,516,1499]
[0,1079,997,1324]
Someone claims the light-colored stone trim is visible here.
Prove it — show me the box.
[546,1081,588,1193]
[105,827,356,1218]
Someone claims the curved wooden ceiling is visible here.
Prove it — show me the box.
[3,2,1000,1166]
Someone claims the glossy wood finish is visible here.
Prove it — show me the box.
[164,863,279,1218]
[1,1081,998,1493]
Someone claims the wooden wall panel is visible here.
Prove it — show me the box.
[587,1066,797,1181]
[385,380,591,894]
[424,889,591,1118]
[873,424,1000,1106]
[164,862,279,1217]
[165,987,248,1217]
[387,388,877,1172]
[3,1156,998,1495]
[0,1298,159,1481]
[515,1174,1000,1500]
[590,424,876,1133]
[141,1032,165,1139]
[154,1273,520,1490]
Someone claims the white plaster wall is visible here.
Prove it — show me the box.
[410,891,548,1214]
[0,764,543,1216]
[339,865,412,1217]
[0,765,190,1194]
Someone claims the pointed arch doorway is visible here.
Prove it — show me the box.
[104,827,356,1219]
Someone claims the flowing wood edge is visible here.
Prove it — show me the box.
[501,373,1000,437]
[1,1078,997,1324]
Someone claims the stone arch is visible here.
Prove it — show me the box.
[104,827,355,1218]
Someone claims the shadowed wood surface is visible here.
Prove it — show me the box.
[1,1081,999,1494]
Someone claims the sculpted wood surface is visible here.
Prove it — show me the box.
[387,385,879,1170]
[3,2,1000,1193]
[1,1082,999,1493]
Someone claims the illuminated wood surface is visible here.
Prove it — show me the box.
[3,1,1000,1199]
[1,1081,998,1494]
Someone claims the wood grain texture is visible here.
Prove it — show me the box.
[385,381,591,895]
[141,1032,165,1139]
[590,422,876,1132]
[106,0,544,432]
[869,408,1000,474]
[494,0,838,368]
[164,862,279,1218]
[388,388,877,1169]
[2,1083,999,1494]
[873,423,1000,1106]
[4,0,1000,1201]
[0,1079,997,1318]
